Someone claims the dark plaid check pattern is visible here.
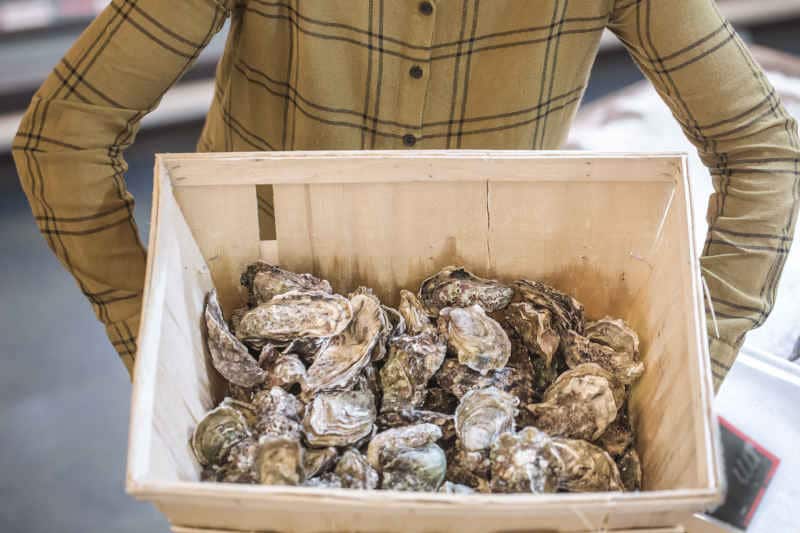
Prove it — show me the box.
[12,0,799,388]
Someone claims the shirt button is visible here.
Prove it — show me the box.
[418,1,433,15]
[403,134,417,147]
[409,65,423,79]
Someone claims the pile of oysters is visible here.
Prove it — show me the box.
[193,263,645,494]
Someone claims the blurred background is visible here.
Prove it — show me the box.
[0,1,798,532]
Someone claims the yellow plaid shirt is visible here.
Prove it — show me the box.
[12,0,799,389]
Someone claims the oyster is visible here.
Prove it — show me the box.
[618,447,643,491]
[303,293,383,398]
[191,403,251,466]
[524,364,623,440]
[445,444,491,493]
[438,481,476,494]
[381,442,447,492]
[283,337,329,365]
[205,290,267,388]
[303,390,376,448]
[227,383,260,403]
[376,409,455,442]
[438,305,511,374]
[422,387,459,414]
[513,280,584,335]
[303,472,343,488]
[596,407,633,458]
[586,317,640,356]
[236,290,353,343]
[229,306,249,334]
[266,352,307,390]
[366,423,442,470]
[254,436,305,485]
[562,330,644,384]
[240,261,332,306]
[489,428,558,494]
[505,302,560,366]
[383,305,407,338]
[398,289,434,334]
[251,386,304,439]
[379,332,446,411]
[303,446,338,478]
[551,437,623,492]
[216,437,259,483]
[419,266,513,315]
[335,449,379,490]
[454,387,518,451]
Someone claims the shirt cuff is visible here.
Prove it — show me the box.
[708,336,741,393]
[105,314,141,380]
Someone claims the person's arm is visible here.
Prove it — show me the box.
[12,0,230,376]
[607,0,799,390]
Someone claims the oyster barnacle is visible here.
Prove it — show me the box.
[376,409,455,442]
[513,280,585,335]
[254,436,305,486]
[236,290,353,343]
[454,387,518,451]
[562,330,644,385]
[379,332,446,412]
[438,481,476,494]
[366,423,442,470]
[489,427,559,494]
[266,352,307,390]
[251,386,304,439]
[398,289,434,335]
[303,293,383,398]
[240,261,332,306]
[618,447,643,491]
[335,449,379,490]
[505,302,560,367]
[303,446,338,479]
[445,444,491,493]
[191,403,251,466]
[420,266,513,315]
[303,390,376,448]
[205,290,267,388]
[551,437,623,492]
[438,305,511,375]
[381,442,447,492]
[524,363,623,440]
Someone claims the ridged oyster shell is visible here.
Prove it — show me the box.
[489,427,558,494]
[366,423,442,470]
[303,390,376,447]
[551,437,623,492]
[379,332,446,411]
[513,280,585,335]
[251,386,304,439]
[191,401,251,466]
[562,317,644,384]
[240,262,332,306]
[505,302,560,367]
[438,305,511,375]
[303,446,338,478]
[265,352,307,390]
[445,444,491,493]
[381,442,447,492]
[618,447,643,491]
[254,436,305,485]
[398,289,434,335]
[420,266,513,315]
[454,387,518,451]
[376,408,455,442]
[335,449,379,490]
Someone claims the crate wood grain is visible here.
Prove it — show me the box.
[127,150,723,533]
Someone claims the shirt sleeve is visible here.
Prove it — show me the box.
[11,0,231,375]
[607,0,799,390]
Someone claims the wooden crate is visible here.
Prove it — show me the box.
[127,151,723,533]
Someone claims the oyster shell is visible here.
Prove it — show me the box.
[265,352,307,391]
[438,481,476,494]
[366,423,442,470]
[240,261,332,306]
[524,363,623,440]
[421,387,459,414]
[438,305,511,375]
[618,447,643,491]
[398,289,434,334]
[236,290,353,343]
[562,330,644,385]
[229,306,249,335]
[217,437,259,483]
[335,449,379,490]
[303,390,376,448]
[551,437,623,492]
[513,280,584,335]
[596,407,633,458]
[454,387,518,451]
[419,266,513,315]
[303,472,343,488]
[505,302,560,367]
[379,332,446,412]
[251,386,304,439]
[191,403,251,466]
[254,436,305,485]
[376,409,455,442]
[445,444,491,493]
[381,442,447,492]
[489,427,558,494]
[283,337,329,365]
[205,290,267,388]
[303,446,338,478]
[586,317,640,356]
[303,293,383,398]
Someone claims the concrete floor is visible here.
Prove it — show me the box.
[0,18,797,533]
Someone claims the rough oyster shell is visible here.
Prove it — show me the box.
[366,423,442,470]
[445,444,491,493]
[513,280,585,335]
[489,427,559,494]
[438,481,476,494]
[596,407,633,458]
[524,363,623,440]
[376,409,455,442]
[205,290,267,388]
[303,390,376,448]
[303,446,338,479]
[240,261,332,306]
[236,290,353,343]
[265,352,307,390]
[334,449,379,490]
[505,302,560,367]
[379,332,446,412]
[283,337,329,365]
[398,289,434,335]
[586,317,640,356]
[217,437,259,483]
[618,447,643,491]
[303,293,383,398]
[562,330,645,385]
[438,305,511,375]
[420,266,513,315]
[381,442,447,492]
[434,357,532,406]
[191,403,251,466]
[454,387,519,451]
[551,437,623,492]
[229,306,249,335]
[303,472,343,488]
[254,436,305,486]
[251,386,304,439]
